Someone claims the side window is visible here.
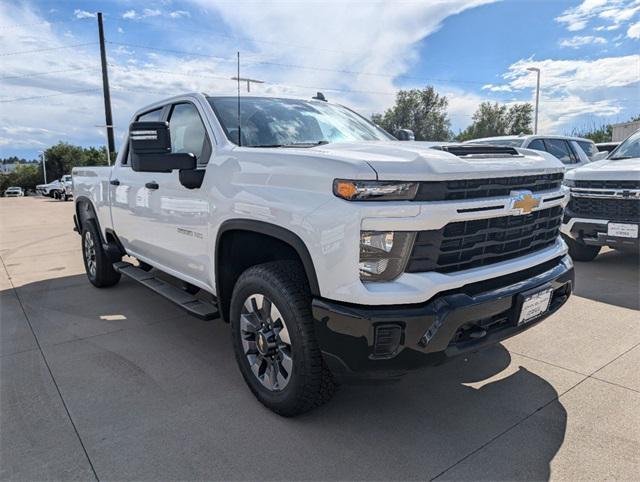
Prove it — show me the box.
[543,139,575,164]
[168,103,211,165]
[124,108,164,165]
[137,108,163,122]
[527,139,546,151]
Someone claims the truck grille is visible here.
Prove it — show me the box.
[406,206,563,274]
[574,180,640,190]
[414,173,563,201]
[568,198,639,223]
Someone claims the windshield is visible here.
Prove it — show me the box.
[208,97,394,147]
[465,138,525,147]
[609,130,640,160]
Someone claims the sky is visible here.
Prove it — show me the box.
[1,0,639,159]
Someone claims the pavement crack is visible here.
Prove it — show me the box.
[0,254,100,481]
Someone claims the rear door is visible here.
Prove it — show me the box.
[109,106,167,263]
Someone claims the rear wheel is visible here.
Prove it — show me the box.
[81,220,121,287]
[565,236,601,262]
[230,261,335,416]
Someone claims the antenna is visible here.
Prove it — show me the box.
[236,51,241,147]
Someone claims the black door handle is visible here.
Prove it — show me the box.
[145,182,159,190]
[110,179,120,186]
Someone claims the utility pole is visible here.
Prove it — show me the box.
[97,12,115,155]
[527,67,541,135]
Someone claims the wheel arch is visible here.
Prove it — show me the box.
[215,219,320,321]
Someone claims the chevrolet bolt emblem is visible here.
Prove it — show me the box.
[510,190,541,215]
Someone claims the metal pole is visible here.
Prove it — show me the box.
[97,12,115,155]
[41,152,47,184]
[534,70,540,135]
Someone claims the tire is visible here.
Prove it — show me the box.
[230,261,335,416]
[81,220,121,287]
[565,235,601,262]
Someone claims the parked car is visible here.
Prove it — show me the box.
[561,130,640,261]
[595,141,620,153]
[36,175,72,200]
[465,135,598,168]
[73,93,573,416]
[3,186,24,197]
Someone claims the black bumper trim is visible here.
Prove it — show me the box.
[312,255,574,381]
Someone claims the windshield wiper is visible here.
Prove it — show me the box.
[282,140,330,148]
[609,156,632,160]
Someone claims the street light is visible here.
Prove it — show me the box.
[38,150,47,184]
[527,67,540,135]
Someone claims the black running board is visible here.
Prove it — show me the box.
[113,261,219,320]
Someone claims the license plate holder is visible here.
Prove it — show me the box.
[607,223,638,239]
[513,285,553,326]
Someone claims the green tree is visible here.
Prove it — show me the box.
[371,86,453,141]
[42,142,110,181]
[0,164,41,193]
[456,102,533,141]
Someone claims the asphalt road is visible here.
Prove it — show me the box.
[1,197,639,481]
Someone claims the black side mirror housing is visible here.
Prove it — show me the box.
[396,129,415,141]
[129,121,197,172]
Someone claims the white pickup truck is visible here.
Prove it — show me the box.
[73,93,574,416]
[561,129,640,260]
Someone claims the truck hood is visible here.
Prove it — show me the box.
[311,141,564,180]
[565,157,640,181]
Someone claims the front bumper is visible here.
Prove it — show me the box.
[312,255,574,381]
[561,215,639,249]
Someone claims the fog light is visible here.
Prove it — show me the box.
[359,231,415,281]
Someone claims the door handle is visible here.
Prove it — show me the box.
[145,181,159,190]
[110,179,120,186]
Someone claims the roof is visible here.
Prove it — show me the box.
[468,134,595,143]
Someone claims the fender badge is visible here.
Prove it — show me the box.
[510,190,541,215]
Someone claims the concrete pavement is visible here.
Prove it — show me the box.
[1,197,638,481]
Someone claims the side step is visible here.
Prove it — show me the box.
[114,261,219,320]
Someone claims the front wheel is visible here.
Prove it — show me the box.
[564,235,601,262]
[81,220,121,287]
[230,261,335,416]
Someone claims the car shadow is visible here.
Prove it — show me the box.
[2,274,568,481]
[573,249,640,310]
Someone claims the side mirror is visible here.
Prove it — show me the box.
[592,151,609,161]
[396,129,415,141]
[129,121,197,172]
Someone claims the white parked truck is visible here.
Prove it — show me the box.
[561,129,640,261]
[73,93,574,416]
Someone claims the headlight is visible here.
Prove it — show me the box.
[334,179,418,201]
[360,231,416,281]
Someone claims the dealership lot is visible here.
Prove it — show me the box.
[1,197,638,480]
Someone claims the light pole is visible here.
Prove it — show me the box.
[95,125,114,165]
[527,67,540,134]
[39,150,47,184]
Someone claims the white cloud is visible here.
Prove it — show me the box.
[169,10,191,19]
[122,10,137,19]
[142,8,162,18]
[117,27,124,34]
[481,83,513,92]
[556,0,640,38]
[497,55,639,132]
[73,9,95,19]
[560,35,607,48]
[628,20,640,38]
